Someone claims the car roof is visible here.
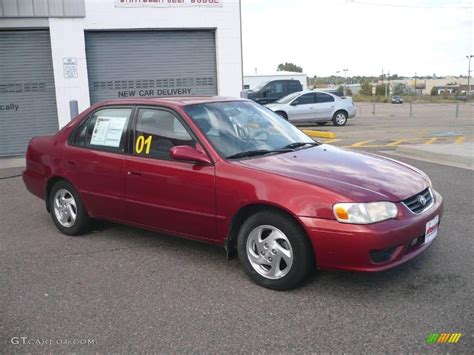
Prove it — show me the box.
[95,96,246,108]
[296,90,338,95]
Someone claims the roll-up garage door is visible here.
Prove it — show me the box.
[85,30,218,104]
[0,30,58,157]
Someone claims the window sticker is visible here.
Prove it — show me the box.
[90,116,128,148]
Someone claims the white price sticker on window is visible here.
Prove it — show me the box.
[90,116,128,148]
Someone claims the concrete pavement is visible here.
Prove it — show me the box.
[393,143,474,170]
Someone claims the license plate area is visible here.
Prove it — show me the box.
[425,215,439,245]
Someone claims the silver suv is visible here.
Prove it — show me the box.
[266,90,357,126]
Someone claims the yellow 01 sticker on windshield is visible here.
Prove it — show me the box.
[135,135,152,155]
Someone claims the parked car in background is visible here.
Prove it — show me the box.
[22,97,442,290]
[391,95,404,104]
[246,79,303,105]
[266,90,356,126]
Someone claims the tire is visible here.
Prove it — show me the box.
[332,111,348,126]
[275,111,288,120]
[237,210,315,290]
[49,180,91,236]
[316,122,327,126]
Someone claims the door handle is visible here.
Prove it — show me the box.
[66,160,76,166]
[128,170,143,176]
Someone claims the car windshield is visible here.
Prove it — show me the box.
[252,81,269,91]
[184,101,315,159]
[276,92,301,104]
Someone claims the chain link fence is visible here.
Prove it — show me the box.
[355,103,473,119]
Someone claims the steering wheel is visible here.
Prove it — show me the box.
[243,129,270,150]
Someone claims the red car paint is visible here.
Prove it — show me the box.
[23,97,443,271]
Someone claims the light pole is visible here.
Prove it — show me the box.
[467,55,473,96]
[343,69,348,94]
[335,71,341,86]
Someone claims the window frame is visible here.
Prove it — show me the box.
[292,93,316,106]
[128,105,211,164]
[68,105,136,154]
[316,92,336,103]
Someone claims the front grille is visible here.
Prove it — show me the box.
[403,188,433,214]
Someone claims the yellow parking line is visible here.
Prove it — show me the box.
[387,139,408,147]
[455,137,466,144]
[425,138,438,145]
[351,140,376,147]
[302,129,336,139]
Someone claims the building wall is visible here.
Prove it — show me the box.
[1,0,243,128]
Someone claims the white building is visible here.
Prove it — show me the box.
[244,72,307,90]
[0,0,242,157]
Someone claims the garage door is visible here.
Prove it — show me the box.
[85,30,218,104]
[0,30,58,157]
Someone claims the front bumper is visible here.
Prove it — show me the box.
[300,190,443,272]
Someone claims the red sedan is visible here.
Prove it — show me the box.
[23,97,443,290]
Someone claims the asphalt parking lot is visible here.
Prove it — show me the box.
[299,103,474,150]
[1,108,473,352]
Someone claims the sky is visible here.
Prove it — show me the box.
[241,0,474,78]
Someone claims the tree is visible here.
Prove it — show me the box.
[337,85,344,94]
[277,62,303,73]
[359,80,372,96]
[393,83,408,95]
[376,84,387,96]
[430,86,439,96]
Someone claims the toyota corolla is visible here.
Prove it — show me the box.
[23,97,443,290]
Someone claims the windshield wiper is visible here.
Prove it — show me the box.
[282,142,321,150]
[227,149,292,160]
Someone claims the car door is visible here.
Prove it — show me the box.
[261,81,285,104]
[314,93,336,120]
[288,93,317,121]
[65,107,133,220]
[124,107,216,240]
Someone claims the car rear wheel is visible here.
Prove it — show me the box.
[237,210,314,290]
[49,180,91,236]
[275,111,288,120]
[332,111,348,126]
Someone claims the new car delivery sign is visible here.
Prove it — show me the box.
[115,0,222,7]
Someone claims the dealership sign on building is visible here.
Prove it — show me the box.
[115,0,222,7]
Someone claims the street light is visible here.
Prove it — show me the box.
[335,71,341,86]
[343,69,348,94]
[467,55,473,96]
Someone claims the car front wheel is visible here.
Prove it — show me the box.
[49,180,91,236]
[237,210,315,290]
[332,111,348,126]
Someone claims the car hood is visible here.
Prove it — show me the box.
[238,145,428,202]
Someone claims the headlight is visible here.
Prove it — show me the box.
[426,177,433,188]
[333,202,398,224]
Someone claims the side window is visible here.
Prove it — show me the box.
[316,93,336,103]
[293,93,316,105]
[133,108,196,161]
[72,108,132,152]
[273,82,284,95]
[288,81,301,92]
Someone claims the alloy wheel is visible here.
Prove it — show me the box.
[246,225,294,280]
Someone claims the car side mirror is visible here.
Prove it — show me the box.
[170,145,212,165]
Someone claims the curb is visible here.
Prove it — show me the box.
[302,129,337,139]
